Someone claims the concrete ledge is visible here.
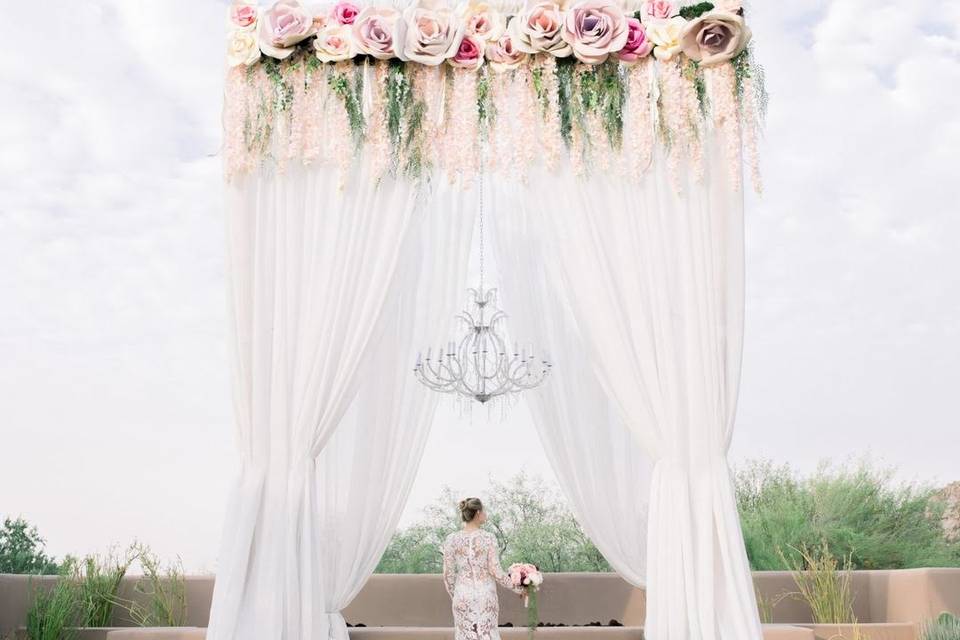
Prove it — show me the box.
[802,623,918,640]
[4,625,820,640]
[762,625,816,640]
[2,570,957,639]
[106,629,206,640]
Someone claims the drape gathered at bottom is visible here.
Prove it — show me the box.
[508,145,761,639]
[209,160,425,640]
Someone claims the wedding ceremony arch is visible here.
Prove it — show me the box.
[211,1,766,639]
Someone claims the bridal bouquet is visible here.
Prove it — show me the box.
[508,563,543,636]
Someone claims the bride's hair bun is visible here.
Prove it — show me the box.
[458,497,483,523]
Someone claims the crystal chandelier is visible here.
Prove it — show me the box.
[413,166,551,404]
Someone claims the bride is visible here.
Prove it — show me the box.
[442,497,524,639]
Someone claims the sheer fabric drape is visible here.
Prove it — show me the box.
[311,182,476,638]
[490,189,651,588]
[213,139,760,640]
[514,146,761,639]
[209,162,422,640]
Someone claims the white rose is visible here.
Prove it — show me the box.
[314,24,356,62]
[258,0,314,60]
[485,33,528,73]
[507,0,572,57]
[465,2,506,42]
[402,0,464,66]
[227,30,262,67]
[353,7,406,60]
[648,15,685,61]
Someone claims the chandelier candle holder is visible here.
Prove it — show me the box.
[414,287,551,404]
[414,153,551,405]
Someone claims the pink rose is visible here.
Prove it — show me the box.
[314,24,355,62]
[507,1,571,57]
[402,0,464,66]
[561,0,629,65]
[485,33,528,73]
[449,34,485,70]
[258,0,314,60]
[332,1,360,25]
[639,0,677,22]
[679,10,751,66]
[465,3,505,42]
[353,7,405,60]
[616,17,653,64]
[229,3,258,30]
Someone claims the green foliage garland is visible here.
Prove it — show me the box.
[679,2,715,19]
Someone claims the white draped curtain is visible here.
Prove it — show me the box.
[208,163,470,640]
[311,182,476,638]
[213,141,760,640]
[508,147,760,639]
[490,187,652,588]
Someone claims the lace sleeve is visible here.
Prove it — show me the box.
[485,534,521,593]
[442,537,455,597]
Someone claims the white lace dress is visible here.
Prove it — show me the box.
[442,529,520,640]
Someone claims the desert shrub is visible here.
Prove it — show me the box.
[122,544,187,627]
[781,542,859,625]
[922,612,960,640]
[0,517,59,575]
[736,460,960,570]
[25,561,81,640]
[75,549,136,627]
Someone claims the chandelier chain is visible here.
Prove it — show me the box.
[478,150,485,294]
[412,145,551,406]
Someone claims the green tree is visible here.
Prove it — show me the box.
[0,517,59,574]
[375,474,611,573]
[736,459,960,571]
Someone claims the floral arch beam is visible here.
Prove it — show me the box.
[223,0,766,191]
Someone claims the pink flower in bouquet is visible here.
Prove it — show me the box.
[449,34,485,70]
[617,17,653,64]
[561,0,629,65]
[333,1,360,25]
[259,0,314,60]
[229,3,259,30]
[639,0,677,22]
[508,563,543,589]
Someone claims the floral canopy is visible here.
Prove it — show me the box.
[223,0,766,191]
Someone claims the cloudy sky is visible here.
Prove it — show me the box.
[1,0,958,572]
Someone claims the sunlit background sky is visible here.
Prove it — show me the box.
[1,0,958,572]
